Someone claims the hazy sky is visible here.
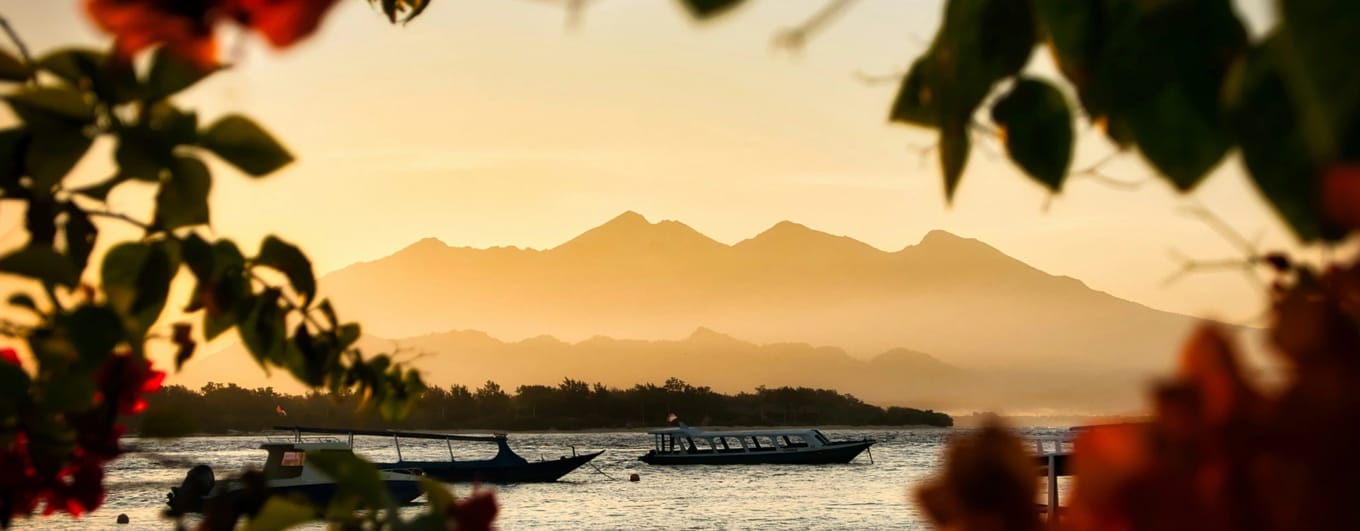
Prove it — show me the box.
[1,0,1296,330]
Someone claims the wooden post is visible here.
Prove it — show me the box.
[1047,453,1059,527]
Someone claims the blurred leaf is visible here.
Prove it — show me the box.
[8,293,38,312]
[420,477,455,513]
[939,128,969,202]
[244,497,317,531]
[0,360,29,403]
[240,289,287,366]
[6,88,96,191]
[37,48,139,104]
[63,204,98,278]
[933,0,1035,120]
[172,322,196,371]
[289,322,327,386]
[102,242,178,336]
[255,236,316,307]
[192,239,250,341]
[1097,0,1245,189]
[146,47,217,101]
[382,0,399,22]
[317,299,339,328]
[69,174,129,201]
[1034,0,1102,115]
[62,305,123,366]
[338,323,361,350]
[991,78,1073,191]
[0,246,78,287]
[1276,1,1360,162]
[200,115,294,177]
[402,0,432,23]
[678,0,744,19]
[5,86,95,123]
[153,156,212,230]
[889,55,939,127]
[0,128,28,192]
[1226,35,1336,242]
[307,449,394,511]
[115,127,171,183]
[0,49,29,82]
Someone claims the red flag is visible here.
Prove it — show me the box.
[667,412,678,423]
[276,405,288,416]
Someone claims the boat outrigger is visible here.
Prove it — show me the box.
[639,424,875,465]
[275,426,604,483]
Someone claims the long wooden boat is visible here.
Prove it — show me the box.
[274,426,603,483]
[639,425,875,465]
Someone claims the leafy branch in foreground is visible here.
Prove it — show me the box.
[0,0,444,527]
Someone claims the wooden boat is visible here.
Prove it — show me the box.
[166,441,424,514]
[639,424,875,465]
[275,426,604,483]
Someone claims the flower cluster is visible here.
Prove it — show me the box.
[85,0,340,68]
[0,350,163,526]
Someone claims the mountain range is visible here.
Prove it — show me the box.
[319,211,1201,372]
[175,211,1230,414]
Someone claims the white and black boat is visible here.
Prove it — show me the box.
[639,424,875,465]
[166,441,424,514]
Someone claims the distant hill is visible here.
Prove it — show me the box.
[178,327,1148,413]
[318,211,1204,374]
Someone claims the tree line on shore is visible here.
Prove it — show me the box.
[133,377,952,434]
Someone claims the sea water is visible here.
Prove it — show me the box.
[15,428,1072,530]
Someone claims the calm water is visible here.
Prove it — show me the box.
[15,428,1071,530]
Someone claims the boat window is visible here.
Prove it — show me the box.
[281,451,305,467]
[813,431,830,444]
[783,435,809,448]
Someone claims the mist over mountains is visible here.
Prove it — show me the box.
[178,212,1222,414]
[321,211,1200,372]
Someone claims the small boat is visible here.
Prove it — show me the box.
[166,441,424,514]
[275,426,605,483]
[639,424,875,465]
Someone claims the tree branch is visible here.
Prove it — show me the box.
[0,15,35,84]
[773,0,859,53]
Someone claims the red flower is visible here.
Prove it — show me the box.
[96,354,165,416]
[0,347,21,367]
[85,0,340,69]
[448,490,499,531]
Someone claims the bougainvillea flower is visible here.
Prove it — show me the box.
[85,0,340,69]
[96,354,166,415]
[1323,164,1360,230]
[914,420,1040,531]
[449,490,499,531]
[0,347,19,366]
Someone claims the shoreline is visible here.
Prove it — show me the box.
[127,424,954,439]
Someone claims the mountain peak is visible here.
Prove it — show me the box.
[553,211,724,255]
[735,220,881,257]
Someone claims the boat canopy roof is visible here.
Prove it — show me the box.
[645,426,827,438]
[274,426,507,442]
[260,441,350,451]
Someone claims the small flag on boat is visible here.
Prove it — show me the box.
[276,405,288,416]
[667,412,677,423]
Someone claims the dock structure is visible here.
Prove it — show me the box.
[1032,434,1073,527]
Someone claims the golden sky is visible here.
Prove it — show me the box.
[1,0,1297,330]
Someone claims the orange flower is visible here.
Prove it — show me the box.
[85,0,340,69]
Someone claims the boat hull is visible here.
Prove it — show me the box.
[381,451,605,483]
[175,478,424,514]
[638,441,874,465]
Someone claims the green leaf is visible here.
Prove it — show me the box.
[991,78,1074,191]
[102,242,178,336]
[420,477,455,513]
[1033,0,1102,115]
[1226,35,1336,242]
[0,128,27,192]
[153,156,212,230]
[69,174,129,201]
[939,128,969,203]
[0,246,78,287]
[306,450,394,511]
[146,47,217,101]
[63,205,98,278]
[1096,0,1245,190]
[8,293,38,312]
[63,305,123,367]
[37,48,139,104]
[186,238,250,341]
[118,104,200,182]
[889,55,939,127]
[0,49,30,82]
[5,86,95,123]
[678,0,744,19]
[239,289,287,367]
[200,115,294,177]
[1276,1,1360,162]
[244,497,318,531]
[172,322,196,371]
[255,236,316,307]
